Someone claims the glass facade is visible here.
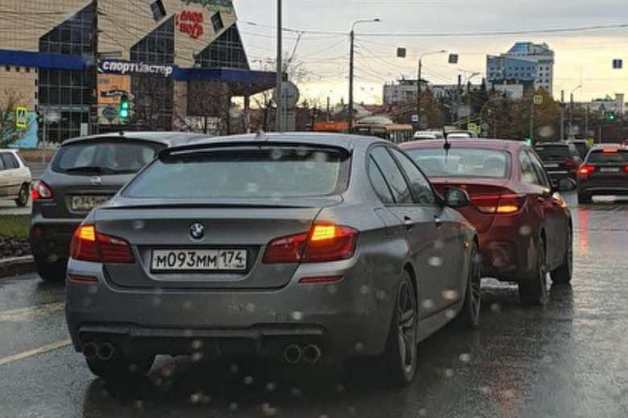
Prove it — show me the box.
[195,24,249,70]
[130,17,175,130]
[38,3,94,142]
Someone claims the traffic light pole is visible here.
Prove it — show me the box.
[89,0,99,135]
[529,98,535,145]
[416,59,422,131]
[348,29,355,130]
[275,0,283,132]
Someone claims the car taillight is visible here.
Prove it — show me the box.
[70,225,134,263]
[263,223,358,264]
[471,194,524,214]
[31,180,53,200]
[578,164,596,178]
[624,165,628,174]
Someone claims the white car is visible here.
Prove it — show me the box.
[0,149,32,207]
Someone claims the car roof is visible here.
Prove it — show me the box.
[166,132,388,154]
[61,131,208,147]
[534,142,569,147]
[590,143,624,151]
[400,138,525,152]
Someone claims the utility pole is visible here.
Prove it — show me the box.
[569,92,574,138]
[416,59,422,130]
[89,0,99,135]
[529,96,535,145]
[326,96,331,121]
[584,103,589,137]
[560,89,565,141]
[275,0,283,132]
[348,29,355,130]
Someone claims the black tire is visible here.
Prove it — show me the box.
[34,256,67,283]
[85,353,154,381]
[518,238,548,306]
[577,193,592,204]
[551,227,573,285]
[381,271,418,387]
[454,242,481,329]
[14,184,29,207]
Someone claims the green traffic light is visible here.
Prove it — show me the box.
[119,97,129,119]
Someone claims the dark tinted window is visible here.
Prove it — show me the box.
[389,148,435,205]
[368,157,394,204]
[124,147,349,199]
[534,144,571,160]
[0,153,19,169]
[406,148,510,179]
[370,147,413,204]
[0,155,5,171]
[587,150,628,164]
[52,141,161,174]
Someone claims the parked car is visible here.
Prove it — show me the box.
[534,142,581,188]
[30,132,206,282]
[414,130,445,140]
[402,139,573,305]
[567,139,591,160]
[577,144,628,204]
[0,149,32,207]
[65,133,481,386]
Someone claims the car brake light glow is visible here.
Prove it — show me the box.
[31,180,53,200]
[471,194,523,215]
[70,224,134,263]
[624,165,628,174]
[263,223,358,264]
[578,164,596,177]
[602,148,618,153]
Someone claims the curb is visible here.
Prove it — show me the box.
[0,256,36,279]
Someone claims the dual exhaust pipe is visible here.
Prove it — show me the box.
[283,344,322,365]
[83,341,116,361]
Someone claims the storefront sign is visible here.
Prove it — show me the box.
[176,10,204,39]
[98,60,174,78]
[180,0,233,10]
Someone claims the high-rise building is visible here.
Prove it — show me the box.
[487,42,554,95]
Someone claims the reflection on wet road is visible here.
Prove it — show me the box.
[1,191,628,418]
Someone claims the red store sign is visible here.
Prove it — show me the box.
[176,10,204,39]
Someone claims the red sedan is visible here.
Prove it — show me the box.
[401,139,573,305]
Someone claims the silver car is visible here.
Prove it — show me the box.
[65,133,481,386]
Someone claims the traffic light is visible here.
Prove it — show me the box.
[606,111,617,122]
[118,95,130,120]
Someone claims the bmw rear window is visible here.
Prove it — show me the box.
[123,146,350,199]
[587,150,628,164]
[52,140,161,175]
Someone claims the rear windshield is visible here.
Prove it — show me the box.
[405,148,510,179]
[534,145,571,160]
[52,140,161,174]
[123,146,349,199]
[587,150,628,164]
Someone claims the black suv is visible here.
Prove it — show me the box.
[30,132,206,281]
[577,144,628,204]
[534,142,582,187]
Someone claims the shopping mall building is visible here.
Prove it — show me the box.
[0,0,275,146]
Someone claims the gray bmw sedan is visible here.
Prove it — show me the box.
[65,133,481,386]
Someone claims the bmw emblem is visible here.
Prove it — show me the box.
[189,223,205,240]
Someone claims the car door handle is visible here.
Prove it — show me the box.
[434,215,442,227]
[403,216,414,230]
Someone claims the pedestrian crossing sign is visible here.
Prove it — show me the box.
[15,106,28,129]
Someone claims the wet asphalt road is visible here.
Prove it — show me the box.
[1,191,628,418]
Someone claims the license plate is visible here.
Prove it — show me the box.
[600,167,620,173]
[70,195,110,211]
[151,249,247,272]
[544,163,559,168]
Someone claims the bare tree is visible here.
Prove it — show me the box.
[129,75,174,131]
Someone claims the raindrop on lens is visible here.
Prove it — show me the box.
[265,382,277,392]
[291,311,303,321]
[190,393,202,404]
[328,285,338,295]
[422,299,434,309]
[479,386,491,395]
[445,309,456,319]
[459,353,471,363]
[442,289,458,301]
[375,289,386,300]
[182,301,193,310]
[290,387,302,397]
[230,363,239,374]
[418,408,427,417]
[355,342,364,352]
[360,285,370,295]
[133,400,144,409]
[490,303,501,313]
[519,225,531,236]
[262,403,278,417]
[444,368,454,378]
[243,375,254,385]
[246,303,256,313]
[191,352,203,362]
[229,402,239,411]
[191,339,203,350]
[429,256,443,267]
[434,239,444,250]
[132,220,145,230]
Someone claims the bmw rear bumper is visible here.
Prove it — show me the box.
[65,258,396,362]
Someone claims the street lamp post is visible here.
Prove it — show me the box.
[275,0,283,132]
[348,18,380,129]
[569,85,582,139]
[416,50,447,131]
[465,72,481,128]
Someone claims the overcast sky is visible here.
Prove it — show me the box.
[234,0,628,104]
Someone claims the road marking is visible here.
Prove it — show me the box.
[0,302,65,322]
[0,339,72,366]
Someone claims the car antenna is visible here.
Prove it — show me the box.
[442,128,451,152]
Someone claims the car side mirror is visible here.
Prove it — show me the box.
[443,187,471,208]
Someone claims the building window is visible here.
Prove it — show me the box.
[15,67,20,72]
[211,13,224,33]
[25,67,30,73]
[4,66,9,72]
[150,0,166,21]
[194,24,249,70]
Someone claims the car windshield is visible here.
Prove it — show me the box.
[587,150,628,163]
[52,141,160,174]
[405,147,510,178]
[534,145,571,160]
[124,146,349,199]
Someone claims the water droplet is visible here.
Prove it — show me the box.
[243,375,254,385]
[502,389,515,399]
[152,296,162,307]
[229,402,239,411]
[418,408,428,416]
[261,403,278,416]
[422,299,434,309]
[360,285,370,295]
[444,368,454,378]
[542,355,552,363]
[132,220,145,230]
[246,303,256,313]
[336,384,345,393]
[182,300,193,310]
[183,329,193,337]
[434,239,444,249]
[191,352,203,362]
[519,225,532,236]
[445,309,456,319]
[375,289,387,300]
[191,339,203,350]
[319,415,329,418]
[87,285,98,295]
[290,387,302,397]
[459,353,471,363]
[428,256,443,267]
[355,342,364,352]
[271,149,283,160]
[190,392,202,404]
[490,303,501,313]
[479,386,491,395]
[265,382,277,392]
[230,363,239,374]
[291,311,303,321]
[133,400,144,409]
[347,406,357,415]
[246,183,259,193]
[442,289,458,301]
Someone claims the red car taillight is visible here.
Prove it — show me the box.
[263,224,358,264]
[471,194,524,214]
[70,225,134,263]
[624,165,628,174]
[31,180,53,201]
[578,164,597,178]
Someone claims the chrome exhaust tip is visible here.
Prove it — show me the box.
[283,344,302,364]
[302,344,322,364]
[82,342,98,359]
[97,342,116,361]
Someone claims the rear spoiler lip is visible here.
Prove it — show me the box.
[158,141,351,159]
